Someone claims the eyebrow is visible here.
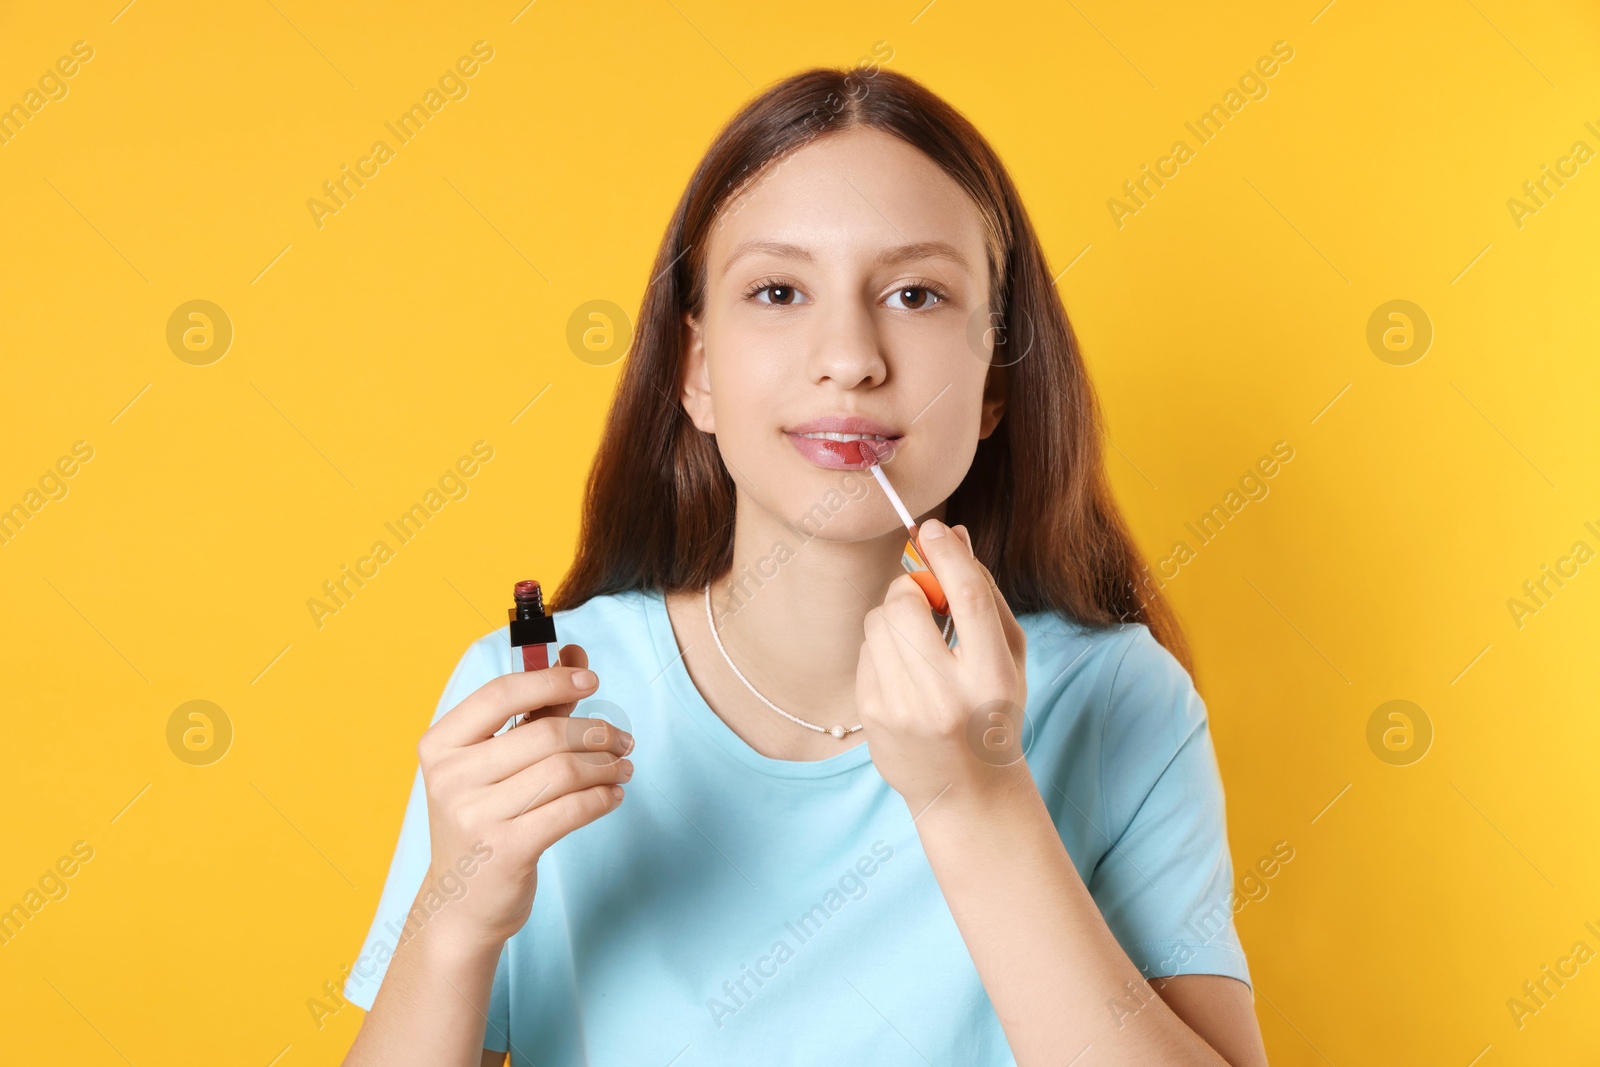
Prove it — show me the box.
[721,239,972,275]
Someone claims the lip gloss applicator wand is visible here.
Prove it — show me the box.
[864,449,956,644]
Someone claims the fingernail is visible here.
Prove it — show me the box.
[922,519,947,539]
[622,733,635,754]
[573,669,597,688]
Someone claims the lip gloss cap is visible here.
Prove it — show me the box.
[509,579,557,643]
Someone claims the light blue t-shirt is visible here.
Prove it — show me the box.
[344,587,1250,1064]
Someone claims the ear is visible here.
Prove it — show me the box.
[977,361,1007,440]
[679,310,716,434]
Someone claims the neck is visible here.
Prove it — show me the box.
[707,485,947,722]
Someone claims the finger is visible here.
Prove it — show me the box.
[863,607,922,724]
[519,644,590,725]
[478,712,631,784]
[510,780,625,856]
[489,748,632,820]
[952,525,1023,656]
[970,556,1027,662]
[913,519,1009,685]
[880,574,957,681]
[431,660,600,748]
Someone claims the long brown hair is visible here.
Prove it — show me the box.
[551,66,1191,674]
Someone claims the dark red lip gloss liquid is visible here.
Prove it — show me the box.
[503,579,560,733]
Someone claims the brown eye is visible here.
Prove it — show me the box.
[887,286,942,310]
[751,283,807,306]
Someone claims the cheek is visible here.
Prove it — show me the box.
[703,350,809,492]
[711,348,792,442]
[912,356,987,451]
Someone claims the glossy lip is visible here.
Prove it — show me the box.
[784,414,904,438]
[784,415,904,471]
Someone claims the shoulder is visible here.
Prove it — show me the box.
[1099,623,1204,737]
[1019,613,1195,730]
[1090,625,1215,837]
[1096,623,1206,758]
[1019,615,1210,821]
[1015,614,1141,774]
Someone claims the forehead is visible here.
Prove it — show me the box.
[709,127,989,278]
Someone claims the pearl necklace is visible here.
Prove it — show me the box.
[702,582,953,740]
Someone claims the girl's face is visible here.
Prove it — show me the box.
[680,126,1006,540]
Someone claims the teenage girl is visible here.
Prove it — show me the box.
[343,66,1269,1067]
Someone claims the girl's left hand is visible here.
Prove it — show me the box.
[856,518,1031,817]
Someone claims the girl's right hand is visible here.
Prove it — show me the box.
[415,643,633,950]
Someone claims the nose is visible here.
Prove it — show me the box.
[806,302,887,388]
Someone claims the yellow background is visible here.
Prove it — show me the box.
[3,1,1597,1063]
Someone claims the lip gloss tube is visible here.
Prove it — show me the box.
[867,462,951,616]
[505,579,559,731]
[898,528,950,616]
[510,579,558,670]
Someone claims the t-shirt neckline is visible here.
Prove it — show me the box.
[639,587,876,779]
